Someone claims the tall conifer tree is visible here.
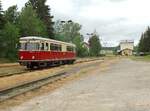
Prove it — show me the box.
[138,27,150,53]
[0,0,5,29]
[19,5,48,37]
[26,0,54,38]
[88,32,102,56]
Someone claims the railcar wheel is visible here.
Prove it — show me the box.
[68,60,74,64]
[27,64,34,69]
[70,60,74,64]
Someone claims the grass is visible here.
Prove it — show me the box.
[0,58,16,63]
[130,55,150,62]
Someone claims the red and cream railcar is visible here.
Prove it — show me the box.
[18,36,76,68]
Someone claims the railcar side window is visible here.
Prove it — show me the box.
[41,43,44,50]
[58,45,62,51]
[27,43,39,51]
[35,43,39,50]
[73,47,76,52]
[50,44,54,50]
[67,46,74,52]
[50,43,62,51]
[46,43,49,50]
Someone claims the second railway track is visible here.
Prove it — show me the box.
[0,60,103,102]
[0,71,67,102]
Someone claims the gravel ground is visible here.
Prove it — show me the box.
[1,58,150,111]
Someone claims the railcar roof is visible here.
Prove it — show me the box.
[20,36,76,47]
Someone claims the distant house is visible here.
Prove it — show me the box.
[118,40,134,56]
[83,42,90,51]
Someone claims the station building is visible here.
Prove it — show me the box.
[118,40,134,56]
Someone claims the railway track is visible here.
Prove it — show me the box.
[0,60,102,102]
[0,63,19,68]
[0,72,67,102]
[0,70,30,78]
[0,58,102,68]
[0,58,103,78]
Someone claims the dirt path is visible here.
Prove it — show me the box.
[1,58,150,111]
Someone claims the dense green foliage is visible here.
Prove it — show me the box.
[88,33,102,56]
[0,0,5,29]
[0,0,5,58]
[0,1,49,61]
[1,22,20,60]
[138,27,150,53]
[26,0,54,38]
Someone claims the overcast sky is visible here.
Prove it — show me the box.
[2,0,150,46]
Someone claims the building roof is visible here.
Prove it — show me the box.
[120,40,134,44]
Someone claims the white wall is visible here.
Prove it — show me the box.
[120,42,134,50]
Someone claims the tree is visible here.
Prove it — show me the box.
[4,5,19,24]
[53,20,65,41]
[146,27,150,52]
[54,20,82,42]
[0,0,2,21]
[0,0,6,57]
[0,22,20,60]
[26,0,54,38]
[88,33,102,56]
[0,0,1,12]
[138,27,150,54]
[62,21,82,42]
[19,5,48,37]
[138,33,145,52]
[0,0,5,29]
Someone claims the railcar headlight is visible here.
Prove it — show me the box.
[20,56,23,59]
[32,56,35,59]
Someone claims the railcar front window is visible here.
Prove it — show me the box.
[20,43,26,50]
[20,43,39,51]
